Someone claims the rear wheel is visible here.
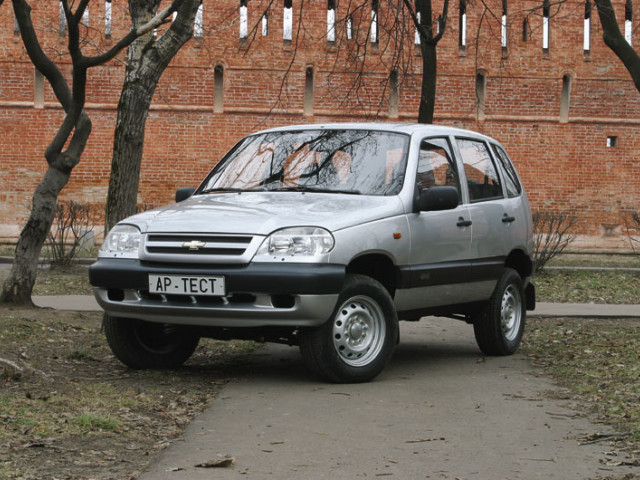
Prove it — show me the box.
[103,314,200,369]
[300,274,398,383]
[473,268,526,356]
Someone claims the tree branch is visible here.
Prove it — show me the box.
[407,0,449,46]
[82,1,182,68]
[154,0,202,55]
[595,0,640,93]
[12,0,73,110]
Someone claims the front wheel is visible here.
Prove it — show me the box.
[300,274,399,383]
[473,268,526,356]
[103,315,200,369]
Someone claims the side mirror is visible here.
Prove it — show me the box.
[418,186,459,212]
[175,187,196,203]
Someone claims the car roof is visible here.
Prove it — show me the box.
[253,122,498,143]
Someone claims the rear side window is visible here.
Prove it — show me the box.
[417,137,460,195]
[491,144,522,198]
[456,138,504,202]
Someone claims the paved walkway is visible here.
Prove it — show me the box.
[137,320,640,480]
[32,295,640,318]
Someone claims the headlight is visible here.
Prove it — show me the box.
[256,227,334,258]
[100,225,142,258]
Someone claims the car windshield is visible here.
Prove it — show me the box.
[199,129,409,196]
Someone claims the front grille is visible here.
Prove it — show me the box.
[145,234,253,257]
[138,289,258,306]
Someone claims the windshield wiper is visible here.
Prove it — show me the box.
[200,187,247,194]
[270,186,361,195]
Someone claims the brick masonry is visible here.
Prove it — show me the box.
[1,0,639,249]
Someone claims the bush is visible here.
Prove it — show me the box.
[626,211,640,253]
[532,211,578,273]
[45,201,96,266]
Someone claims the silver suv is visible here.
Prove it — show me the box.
[90,123,535,383]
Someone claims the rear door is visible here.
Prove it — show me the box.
[454,137,511,282]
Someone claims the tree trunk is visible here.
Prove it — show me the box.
[1,155,81,304]
[411,0,448,124]
[594,0,640,94]
[104,56,157,231]
[418,41,437,124]
[105,0,201,232]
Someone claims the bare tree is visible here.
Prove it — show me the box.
[104,0,202,232]
[404,0,450,123]
[236,1,449,125]
[1,0,183,305]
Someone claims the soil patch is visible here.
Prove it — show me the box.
[0,306,256,480]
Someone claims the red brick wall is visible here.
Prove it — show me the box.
[1,0,639,248]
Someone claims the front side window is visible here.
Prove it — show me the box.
[492,143,522,198]
[200,130,410,196]
[456,138,503,202]
[417,137,460,195]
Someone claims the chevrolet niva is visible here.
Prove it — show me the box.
[90,123,536,383]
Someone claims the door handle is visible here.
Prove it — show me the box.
[502,214,516,223]
[457,217,472,227]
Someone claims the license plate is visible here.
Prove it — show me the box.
[149,274,226,296]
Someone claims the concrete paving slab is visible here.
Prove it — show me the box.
[533,302,640,318]
[32,295,100,311]
[137,319,639,480]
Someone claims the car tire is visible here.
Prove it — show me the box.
[103,314,200,369]
[473,268,526,356]
[299,274,399,383]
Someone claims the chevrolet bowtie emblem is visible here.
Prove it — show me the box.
[183,240,206,250]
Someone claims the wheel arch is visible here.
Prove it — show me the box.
[504,249,533,279]
[346,253,397,297]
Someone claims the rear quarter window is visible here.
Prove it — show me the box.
[491,144,522,198]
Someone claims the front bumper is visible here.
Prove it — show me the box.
[89,259,345,327]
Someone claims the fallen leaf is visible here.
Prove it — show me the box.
[165,467,184,472]
[195,457,236,468]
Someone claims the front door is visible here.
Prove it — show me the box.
[400,137,473,310]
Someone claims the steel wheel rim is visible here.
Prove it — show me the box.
[501,285,522,342]
[332,295,386,367]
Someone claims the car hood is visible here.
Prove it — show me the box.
[122,192,406,235]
